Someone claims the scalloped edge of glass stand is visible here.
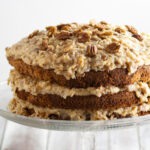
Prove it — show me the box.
[1,81,150,131]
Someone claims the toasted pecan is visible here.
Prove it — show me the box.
[105,43,120,53]
[57,24,71,30]
[40,39,48,50]
[46,26,56,36]
[126,25,138,35]
[132,34,143,41]
[92,30,112,39]
[115,27,125,33]
[77,32,90,43]
[28,30,39,39]
[87,44,97,57]
[56,32,72,40]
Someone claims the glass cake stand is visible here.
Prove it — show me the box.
[0,81,150,150]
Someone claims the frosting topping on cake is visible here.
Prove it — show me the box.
[6,21,150,79]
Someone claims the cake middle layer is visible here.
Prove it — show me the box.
[9,70,150,110]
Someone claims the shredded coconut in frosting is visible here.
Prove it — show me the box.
[127,82,150,102]
[6,21,150,80]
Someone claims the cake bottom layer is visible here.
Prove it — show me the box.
[8,97,150,120]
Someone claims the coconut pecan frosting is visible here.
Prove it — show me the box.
[6,20,150,80]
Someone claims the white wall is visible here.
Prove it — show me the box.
[1,0,150,81]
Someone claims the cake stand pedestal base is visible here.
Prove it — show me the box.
[45,127,141,150]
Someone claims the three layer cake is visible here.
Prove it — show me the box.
[6,21,150,120]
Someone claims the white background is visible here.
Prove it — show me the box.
[1,0,150,149]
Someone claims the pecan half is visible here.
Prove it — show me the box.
[100,21,108,25]
[73,29,82,36]
[100,31,113,36]
[125,25,138,35]
[56,32,72,40]
[87,44,97,57]
[57,24,71,30]
[115,27,125,33]
[81,25,89,30]
[28,30,39,39]
[105,42,120,53]
[132,34,143,41]
[46,26,56,36]
[94,24,103,31]
[77,32,90,43]
[40,38,48,50]
[92,30,112,39]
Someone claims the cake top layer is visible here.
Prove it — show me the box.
[6,20,150,79]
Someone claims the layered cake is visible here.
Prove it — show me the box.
[6,21,150,120]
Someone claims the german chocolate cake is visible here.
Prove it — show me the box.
[6,21,150,120]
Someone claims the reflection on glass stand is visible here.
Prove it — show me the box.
[0,120,145,150]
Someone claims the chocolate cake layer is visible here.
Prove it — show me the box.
[8,57,150,88]
[16,89,142,110]
[9,97,150,120]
